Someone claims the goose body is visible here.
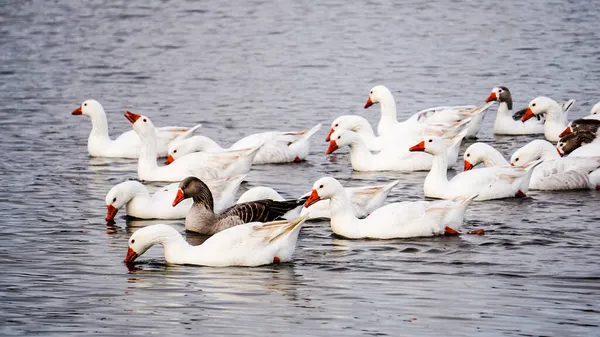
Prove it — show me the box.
[72,100,195,158]
[167,124,321,165]
[124,215,308,266]
[326,129,466,171]
[409,137,538,200]
[173,177,307,235]
[304,177,476,239]
[125,111,258,182]
[521,96,575,142]
[105,175,245,221]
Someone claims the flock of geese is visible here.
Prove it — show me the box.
[72,85,600,267]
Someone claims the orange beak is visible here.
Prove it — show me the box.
[464,160,474,171]
[521,107,535,122]
[510,163,515,166]
[325,128,334,142]
[124,247,139,263]
[165,155,175,165]
[364,97,373,109]
[485,92,497,103]
[304,189,321,207]
[124,110,141,123]
[559,126,572,138]
[106,204,119,221]
[557,148,564,157]
[326,140,338,154]
[72,106,82,115]
[172,189,185,207]
[409,141,425,152]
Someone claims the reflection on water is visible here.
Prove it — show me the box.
[1,0,600,335]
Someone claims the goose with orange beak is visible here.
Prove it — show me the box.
[304,177,482,239]
[559,118,600,138]
[408,136,539,200]
[484,86,547,135]
[521,96,575,142]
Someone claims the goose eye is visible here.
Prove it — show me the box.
[84,103,87,106]
[131,239,135,244]
[428,139,433,143]
[113,197,116,202]
[337,136,341,140]
[466,153,470,157]
[498,89,502,93]
[334,124,338,127]
[319,184,324,189]
[515,158,519,161]
[532,103,536,107]
[143,118,147,122]
[173,149,177,153]
[370,91,373,94]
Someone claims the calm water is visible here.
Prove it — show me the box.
[1,0,600,336]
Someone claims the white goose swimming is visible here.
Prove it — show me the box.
[463,141,600,190]
[364,85,492,138]
[166,124,321,165]
[586,102,600,120]
[326,128,466,171]
[409,137,539,200]
[72,99,196,158]
[104,175,246,221]
[304,177,479,239]
[125,111,259,182]
[521,96,576,142]
[123,215,309,266]
[484,86,546,135]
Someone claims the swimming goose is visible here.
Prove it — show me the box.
[559,118,600,138]
[304,177,478,239]
[326,128,466,171]
[125,111,259,182]
[409,137,539,200]
[123,215,308,266]
[364,85,492,138]
[172,177,308,235]
[71,99,196,158]
[557,131,600,157]
[484,86,546,135]
[463,141,599,190]
[105,175,245,221]
[585,102,600,120]
[166,124,321,165]
[521,96,576,142]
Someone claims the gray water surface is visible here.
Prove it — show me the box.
[1,1,600,336]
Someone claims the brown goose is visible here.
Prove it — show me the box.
[559,118,600,137]
[172,176,307,235]
[557,131,598,156]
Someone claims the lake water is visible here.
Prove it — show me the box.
[1,0,599,336]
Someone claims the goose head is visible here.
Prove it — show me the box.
[485,86,513,109]
[124,224,174,263]
[522,96,556,122]
[304,177,345,207]
[408,136,448,156]
[463,143,495,171]
[559,118,600,137]
[72,99,104,117]
[105,181,141,221]
[326,115,372,142]
[364,85,392,109]
[124,110,155,138]
[326,129,360,154]
[173,176,214,210]
[510,140,554,167]
[591,102,600,115]
[557,131,597,156]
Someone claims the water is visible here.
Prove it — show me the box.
[1,0,599,335]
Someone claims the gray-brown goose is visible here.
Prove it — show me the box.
[172,176,307,235]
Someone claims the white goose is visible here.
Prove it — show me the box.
[304,177,479,239]
[124,215,308,266]
[364,85,493,138]
[72,99,197,158]
[166,124,321,165]
[521,96,576,142]
[586,102,600,120]
[105,175,246,221]
[484,86,546,135]
[326,128,466,171]
[409,137,539,200]
[125,111,259,182]
[463,141,600,190]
